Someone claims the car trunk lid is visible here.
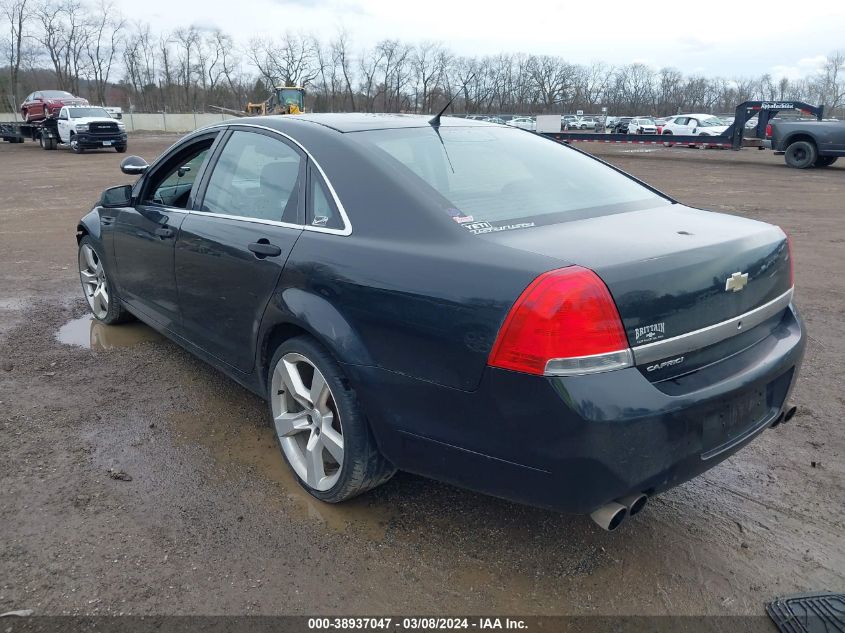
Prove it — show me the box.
[483,204,792,365]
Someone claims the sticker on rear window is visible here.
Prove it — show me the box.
[463,221,536,235]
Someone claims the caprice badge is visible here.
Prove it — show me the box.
[725,271,749,292]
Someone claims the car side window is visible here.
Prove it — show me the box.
[142,140,215,209]
[201,130,302,223]
[307,167,344,230]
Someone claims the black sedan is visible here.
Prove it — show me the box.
[77,114,805,530]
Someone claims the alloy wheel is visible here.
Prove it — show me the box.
[78,244,109,319]
[271,352,344,491]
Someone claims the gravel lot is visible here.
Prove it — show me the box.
[0,134,842,616]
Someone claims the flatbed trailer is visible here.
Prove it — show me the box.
[539,101,824,151]
[1,117,61,149]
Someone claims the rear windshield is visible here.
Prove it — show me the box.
[352,126,666,232]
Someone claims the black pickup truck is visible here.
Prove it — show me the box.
[770,120,845,168]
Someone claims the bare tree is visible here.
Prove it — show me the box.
[1,0,33,108]
[331,29,355,111]
[35,0,91,93]
[84,0,123,105]
[249,32,319,89]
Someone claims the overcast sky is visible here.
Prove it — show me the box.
[120,0,845,79]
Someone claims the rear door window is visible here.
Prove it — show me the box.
[201,130,302,223]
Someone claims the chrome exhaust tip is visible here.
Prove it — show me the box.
[590,501,628,531]
[617,492,648,516]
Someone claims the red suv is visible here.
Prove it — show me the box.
[20,90,89,122]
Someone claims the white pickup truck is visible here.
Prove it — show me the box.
[56,106,128,153]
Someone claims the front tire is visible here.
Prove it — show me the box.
[115,144,127,153]
[784,140,817,169]
[268,336,395,503]
[78,236,131,324]
[70,133,84,154]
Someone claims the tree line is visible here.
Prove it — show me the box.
[3,0,845,117]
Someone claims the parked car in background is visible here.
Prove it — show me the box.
[484,116,508,125]
[572,116,598,130]
[654,117,673,133]
[628,118,657,134]
[561,115,579,129]
[662,114,729,137]
[76,113,804,531]
[104,106,124,120]
[612,117,633,133]
[56,106,128,153]
[20,90,89,122]
[507,116,536,131]
[603,116,618,131]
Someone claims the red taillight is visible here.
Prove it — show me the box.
[765,123,772,138]
[488,266,631,376]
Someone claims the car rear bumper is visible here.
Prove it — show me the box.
[349,304,805,514]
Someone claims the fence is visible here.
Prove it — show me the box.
[0,111,238,132]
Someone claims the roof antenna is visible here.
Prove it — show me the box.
[429,73,474,127]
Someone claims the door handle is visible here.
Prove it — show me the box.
[155,227,174,238]
[248,240,282,258]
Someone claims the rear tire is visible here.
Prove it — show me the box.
[814,156,837,168]
[268,336,396,503]
[39,134,56,150]
[784,140,817,169]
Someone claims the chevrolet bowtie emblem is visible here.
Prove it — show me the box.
[725,271,749,292]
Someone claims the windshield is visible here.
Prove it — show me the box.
[279,88,303,107]
[41,91,74,99]
[638,118,655,125]
[67,107,110,118]
[352,126,665,232]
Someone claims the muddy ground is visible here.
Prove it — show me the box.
[0,135,842,617]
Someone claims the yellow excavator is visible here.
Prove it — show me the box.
[212,85,306,117]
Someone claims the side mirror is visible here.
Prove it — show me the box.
[101,184,132,208]
[120,155,148,175]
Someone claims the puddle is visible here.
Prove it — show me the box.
[169,398,396,541]
[56,315,162,350]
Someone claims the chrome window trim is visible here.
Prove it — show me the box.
[631,287,794,365]
[198,121,353,236]
[187,209,302,230]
